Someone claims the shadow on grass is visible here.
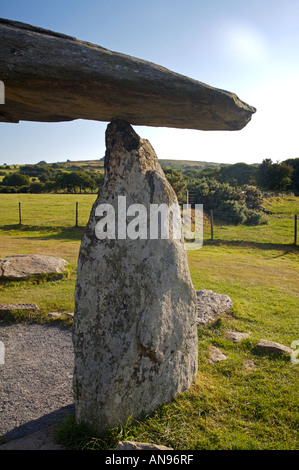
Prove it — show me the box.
[0,224,85,241]
[1,225,299,255]
[203,238,299,256]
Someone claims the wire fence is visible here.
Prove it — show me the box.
[0,194,97,228]
[17,201,82,227]
[0,194,298,245]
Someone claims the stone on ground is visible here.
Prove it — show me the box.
[225,330,250,343]
[116,441,173,450]
[73,120,198,433]
[196,289,233,325]
[0,254,68,280]
[253,339,293,356]
[0,303,38,319]
[208,346,227,363]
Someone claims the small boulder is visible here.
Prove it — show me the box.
[253,339,293,356]
[225,330,250,343]
[0,303,39,319]
[208,346,227,363]
[0,255,68,280]
[196,290,233,325]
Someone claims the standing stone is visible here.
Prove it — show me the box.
[73,120,198,432]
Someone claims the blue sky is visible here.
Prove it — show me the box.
[1,0,299,165]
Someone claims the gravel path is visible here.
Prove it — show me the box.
[0,323,74,441]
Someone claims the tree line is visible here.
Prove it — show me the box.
[0,157,297,225]
[0,164,104,194]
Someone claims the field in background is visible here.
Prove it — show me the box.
[0,193,298,449]
[0,193,97,228]
[0,193,297,245]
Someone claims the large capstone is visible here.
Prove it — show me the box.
[73,120,198,432]
[0,18,256,130]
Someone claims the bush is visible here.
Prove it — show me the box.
[216,200,247,224]
[243,185,264,210]
[245,209,268,225]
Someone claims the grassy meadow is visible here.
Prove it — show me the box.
[0,193,298,450]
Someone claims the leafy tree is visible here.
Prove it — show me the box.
[197,167,221,181]
[73,172,95,193]
[38,173,50,183]
[257,159,293,191]
[283,158,299,195]
[220,163,258,186]
[55,172,77,193]
[29,182,45,193]
[55,171,95,193]
[44,181,57,192]
[2,173,30,187]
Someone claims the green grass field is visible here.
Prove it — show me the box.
[0,193,97,228]
[0,193,298,450]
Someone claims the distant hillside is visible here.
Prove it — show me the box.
[1,158,225,175]
[61,159,104,172]
[56,158,225,172]
[158,159,224,171]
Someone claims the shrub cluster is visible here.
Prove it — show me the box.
[169,175,268,225]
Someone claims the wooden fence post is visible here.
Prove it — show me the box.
[295,214,297,245]
[76,202,79,227]
[19,202,22,225]
[210,209,214,241]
